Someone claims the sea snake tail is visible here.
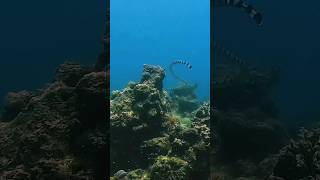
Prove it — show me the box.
[213,0,263,26]
[169,60,192,85]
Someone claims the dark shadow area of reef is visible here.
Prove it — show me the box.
[0,8,109,180]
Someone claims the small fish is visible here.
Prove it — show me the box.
[213,0,263,26]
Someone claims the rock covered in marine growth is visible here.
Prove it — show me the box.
[140,64,166,90]
[192,102,210,146]
[269,128,320,180]
[211,58,286,160]
[0,90,33,121]
[54,61,92,86]
[139,102,211,179]
[0,62,107,180]
[170,84,200,115]
[216,108,287,160]
[110,64,170,172]
[213,61,279,115]
[150,156,191,180]
[210,54,288,179]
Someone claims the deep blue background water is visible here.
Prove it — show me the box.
[213,1,320,125]
[0,0,106,103]
[111,0,210,101]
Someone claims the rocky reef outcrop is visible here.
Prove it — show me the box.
[0,62,107,180]
[110,64,210,180]
[110,64,170,171]
[170,84,200,115]
[211,53,287,179]
[268,128,320,180]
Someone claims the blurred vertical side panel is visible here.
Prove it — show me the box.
[106,0,111,178]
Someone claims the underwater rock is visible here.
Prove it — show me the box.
[170,84,200,115]
[140,136,171,163]
[211,59,286,161]
[269,128,320,180]
[213,60,279,116]
[113,170,128,180]
[75,71,107,127]
[192,102,210,146]
[211,40,286,179]
[1,165,31,180]
[110,64,170,173]
[126,169,149,180]
[216,109,287,160]
[0,61,107,180]
[140,64,165,91]
[0,90,32,122]
[54,62,92,87]
[150,156,191,180]
[168,102,210,179]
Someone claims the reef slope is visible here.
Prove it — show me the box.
[0,62,107,180]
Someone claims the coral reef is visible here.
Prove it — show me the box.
[110,64,210,180]
[268,128,320,180]
[0,62,107,180]
[110,64,170,172]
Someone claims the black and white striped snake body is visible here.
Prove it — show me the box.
[169,60,192,85]
[213,0,263,26]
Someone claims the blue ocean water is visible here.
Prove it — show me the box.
[0,0,106,104]
[111,0,210,101]
[213,1,320,126]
